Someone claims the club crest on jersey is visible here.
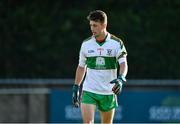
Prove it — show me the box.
[106,49,112,56]
[96,57,105,67]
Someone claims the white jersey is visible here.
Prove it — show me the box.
[79,33,127,95]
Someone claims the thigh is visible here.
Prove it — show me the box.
[100,108,115,124]
[81,91,97,123]
[81,103,96,123]
[98,94,118,111]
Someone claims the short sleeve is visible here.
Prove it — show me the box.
[78,43,87,67]
[116,40,127,60]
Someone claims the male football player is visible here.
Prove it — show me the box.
[72,10,128,124]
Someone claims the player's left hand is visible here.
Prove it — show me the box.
[110,75,126,95]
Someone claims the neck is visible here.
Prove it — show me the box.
[95,30,108,41]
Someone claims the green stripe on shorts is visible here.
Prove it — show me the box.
[81,91,118,112]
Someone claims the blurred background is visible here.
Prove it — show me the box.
[1,0,180,123]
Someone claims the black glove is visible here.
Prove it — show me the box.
[110,75,126,95]
[72,84,80,107]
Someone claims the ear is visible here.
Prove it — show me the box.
[102,23,107,29]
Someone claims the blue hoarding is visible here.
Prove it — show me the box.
[49,89,180,123]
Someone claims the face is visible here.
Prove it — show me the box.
[89,20,106,37]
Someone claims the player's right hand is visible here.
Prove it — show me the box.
[72,84,80,108]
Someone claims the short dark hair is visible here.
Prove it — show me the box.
[87,10,107,24]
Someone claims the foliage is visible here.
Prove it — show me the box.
[1,0,180,78]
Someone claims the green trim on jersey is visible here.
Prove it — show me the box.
[110,34,122,43]
[86,56,118,69]
[95,40,107,46]
[95,34,108,46]
[117,51,127,59]
[111,34,128,57]
[110,34,124,49]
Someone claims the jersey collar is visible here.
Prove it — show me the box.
[92,32,111,46]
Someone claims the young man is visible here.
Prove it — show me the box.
[72,10,128,124]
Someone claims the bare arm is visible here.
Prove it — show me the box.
[74,66,86,86]
[111,59,128,94]
[119,60,128,78]
[72,65,86,107]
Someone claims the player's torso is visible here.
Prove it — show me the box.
[81,35,121,94]
[83,39,119,70]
